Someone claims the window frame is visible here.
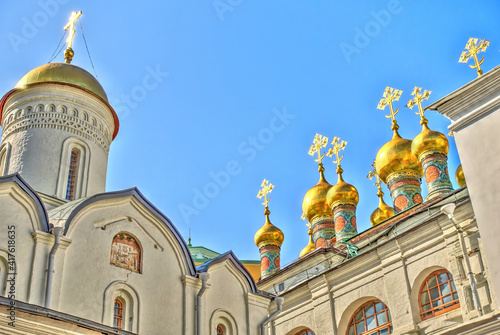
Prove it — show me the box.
[113,298,124,329]
[346,300,392,335]
[65,148,80,200]
[418,270,460,320]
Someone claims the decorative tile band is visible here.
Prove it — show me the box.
[259,245,281,278]
[421,152,453,200]
[387,170,423,213]
[311,214,336,248]
[334,203,357,244]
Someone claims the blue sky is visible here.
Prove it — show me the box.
[2,1,499,265]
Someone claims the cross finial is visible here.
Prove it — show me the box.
[308,134,329,171]
[459,38,490,77]
[367,160,383,198]
[406,86,432,125]
[257,179,274,213]
[326,137,347,175]
[63,11,82,63]
[377,86,403,131]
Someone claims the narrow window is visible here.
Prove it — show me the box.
[347,300,392,335]
[65,149,80,200]
[217,325,224,335]
[113,299,123,329]
[0,150,6,176]
[419,270,460,320]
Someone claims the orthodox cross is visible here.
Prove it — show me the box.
[257,179,274,209]
[326,137,347,174]
[459,38,490,77]
[406,86,432,124]
[308,133,329,167]
[63,11,82,63]
[367,161,383,197]
[377,86,403,130]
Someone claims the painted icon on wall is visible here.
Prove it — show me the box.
[111,232,141,273]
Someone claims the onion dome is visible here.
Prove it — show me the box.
[456,164,466,187]
[15,63,108,102]
[370,197,395,226]
[302,167,333,222]
[254,209,284,249]
[375,129,423,183]
[299,227,315,258]
[326,172,359,209]
[411,123,449,160]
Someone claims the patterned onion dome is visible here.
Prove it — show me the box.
[370,197,395,226]
[299,228,315,258]
[302,171,333,222]
[411,124,449,160]
[254,215,284,249]
[456,164,466,187]
[375,130,423,183]
[326,173,359,209]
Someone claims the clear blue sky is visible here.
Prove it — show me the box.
[2,1,499,265]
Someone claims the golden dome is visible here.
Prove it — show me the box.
[254,213,284,249]
[326,173,359,209]
[411,124,449,160]
[302,170,333,222]
[15,63,108,102]
[456,164,466,187]
[370,197,395,226]
[299,228,315,258]
[375,130,423,183]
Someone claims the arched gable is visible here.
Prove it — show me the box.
[197,251,258,294]
[62,187,196,276]
[0,173,50,232]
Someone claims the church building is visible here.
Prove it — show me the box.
[0,12,500,335]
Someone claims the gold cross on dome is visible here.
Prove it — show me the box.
[257,179,274,208]
[326,137,347,173]
[367,160,383,196]
[407,86,432,124]
[64,11,82,50]
[308,133,329,165]
[459,38,489,76]
[377,86,403,130]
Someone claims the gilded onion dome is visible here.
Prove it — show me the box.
[375,129,423,183]
[326,172,359,209]
[15,63,108,102]
[299,227,315,258]
[370,197,395,226]
[411,123,449,160]
[254,209,284,249]
[302,168,333,222]
[456,164,466,187]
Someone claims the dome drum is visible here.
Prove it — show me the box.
[420,152,453,200]
[333,203,358,244]
[386,171,423,213]
[258,245,281,279]
[311,217,336,249]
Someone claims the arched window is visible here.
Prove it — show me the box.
[217,325,224,335]
[347,300,392,335]
[65,149,80,200]
[113,298,124,329]
[295,329,315,335]
[419,270,459,320]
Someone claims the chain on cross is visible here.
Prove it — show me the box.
[257,179,274,208]
[459,38,490,77]
[377,86,403,130]
[326,137,347,173]
[308,133,329,166]
[407,86,432,124]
